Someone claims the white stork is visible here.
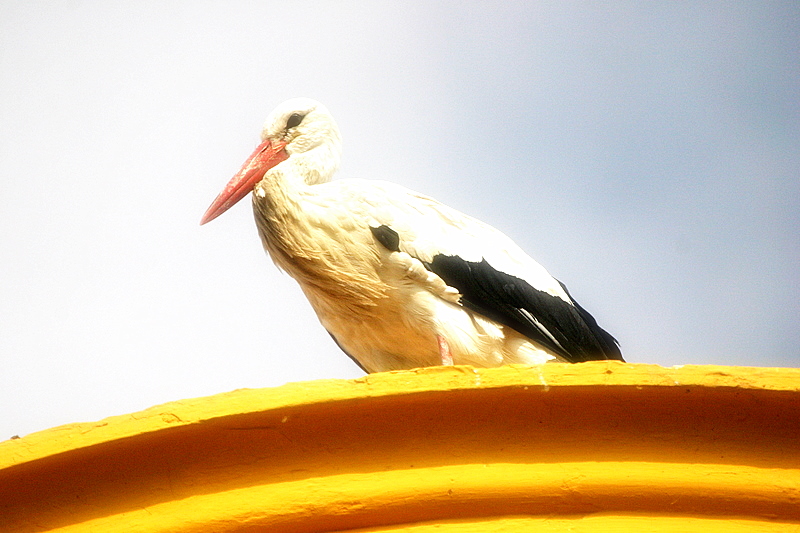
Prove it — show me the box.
[201,98,622,373]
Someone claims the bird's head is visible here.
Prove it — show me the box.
[200,98,342,225]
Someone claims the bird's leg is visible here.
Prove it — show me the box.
[437,335,454,366]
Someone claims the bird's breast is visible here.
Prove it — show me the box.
[253,193,389,316]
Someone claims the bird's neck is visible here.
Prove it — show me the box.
[288,141,340,186]
[252,141,339,208]
[250,144,385,314]
[251,146,334,269]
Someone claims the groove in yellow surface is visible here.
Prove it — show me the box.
[351,516,800,533]
[42,462,800,533]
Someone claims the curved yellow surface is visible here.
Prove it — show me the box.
[1,362,799,532]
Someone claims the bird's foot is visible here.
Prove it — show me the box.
[437,335,454,366]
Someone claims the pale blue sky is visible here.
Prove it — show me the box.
[1,2,798,438]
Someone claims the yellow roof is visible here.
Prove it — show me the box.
[1,362,799,532]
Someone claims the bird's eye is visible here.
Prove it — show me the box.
[286,113,304,129]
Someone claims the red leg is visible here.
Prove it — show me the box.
[437,335,454,366]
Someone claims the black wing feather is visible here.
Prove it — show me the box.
[427,255,623,363]
[556,280,622,360]
[370,225,401,252]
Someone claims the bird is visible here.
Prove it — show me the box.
[201,98,622,373]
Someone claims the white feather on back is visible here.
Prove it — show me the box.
[303,178,572,303]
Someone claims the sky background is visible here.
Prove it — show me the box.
[1,2,798,438]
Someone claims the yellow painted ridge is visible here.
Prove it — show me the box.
[3,362,797,468]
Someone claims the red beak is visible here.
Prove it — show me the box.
[200,139,289,225]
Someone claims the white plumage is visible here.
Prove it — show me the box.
[202,98,622,373]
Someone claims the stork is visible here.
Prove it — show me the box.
[201,98,622,372]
